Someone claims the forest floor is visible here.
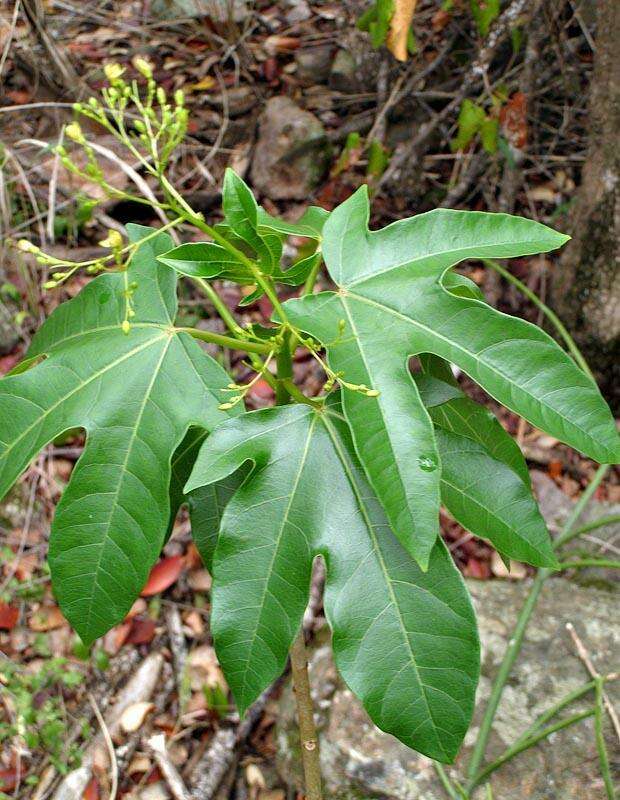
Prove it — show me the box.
[0,1,618,798]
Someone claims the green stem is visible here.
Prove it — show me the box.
[556,513,620,549]
[553,465,610,550]
[471,710,595,788]
[275,331,293,405]
[190,277,246,337]
[433,763,462,800]
[177,327,272,354]
[559,558,620,571]
[481,259,595,381]
[303,251,323,295]
[161,175,290,324]
[595,676,616,800]
[465,465,609,787]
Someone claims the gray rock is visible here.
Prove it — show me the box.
[329,49,360,94]
[532,470,620,587]
[250,96,331,200]
[277,579,619,799]
[295,46,334,87]
[285,0,312,24]
[150,0,248,22]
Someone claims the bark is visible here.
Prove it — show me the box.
[552,0,620,411]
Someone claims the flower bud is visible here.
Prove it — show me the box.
[174,89,184,107]
[43,280,58,290]
[121,320,131,334]
[65,122,85,144]
[99,230,123,249]
[16,239,39,254]
[133,56,153,79]
[104,63,125,82]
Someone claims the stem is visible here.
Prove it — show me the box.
[433,763,462,800]
[303,251,323,295]
[595,676,616,800]
[559,558,620,570]
[471,709,595,788]
[289,631,323,800]
[556,513,620,549]
[190,277,246,337]
[275,331,293,405]
[177,327,272,354]
[465,464,609,786]
[481,259,595,381]
[162,176,290,325]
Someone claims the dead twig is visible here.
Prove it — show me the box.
[566,622,620,743]
[147,734,192,800]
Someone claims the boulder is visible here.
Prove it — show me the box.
[277,579,619,799]
[250,96,331,200]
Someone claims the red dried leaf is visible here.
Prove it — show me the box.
[500,92,527,149]
[83,777,100,800]
[0,768,18,792]
[141,555,184,596]
[125,617,156,645]
[464,558,491,580]
[0,604,19,630]
[0,352,21,376]
[248,379,275,401]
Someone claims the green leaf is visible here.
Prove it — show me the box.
[256,206,329,240]
[157,242,253,284]
[283,187,619,571]
[471,0,500,37]
[186,401,479,763]
[223,169,281,273]
[410,360,557,566]
[0,226,237,644]
[168,428,247,570]
[451,99,486,152]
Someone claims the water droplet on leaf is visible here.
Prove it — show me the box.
[418,454,438,472]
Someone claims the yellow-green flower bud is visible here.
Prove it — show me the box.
[104,63,125,83]
[133,56,153,79]
[16,239,36,253]
[121,320,131,334]
[43,280,57,290]
[99,230,123,249]
[65,122,85,144]
[174,89,184,107]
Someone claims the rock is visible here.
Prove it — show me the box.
[295,46,334,87]
[285,0,312,24]
[277,579,619,799]
[329,49,360,94]
[250,96,331,200]
[532,470,620,587]
[150,0,248,22]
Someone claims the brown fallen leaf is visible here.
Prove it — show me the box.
[29,605,66,632]
[125,617,157,645]
[491,552,527,580]
[0,604,19,630]
[141,555,184,597]
[119,701,155,733]
[387,0,418,62]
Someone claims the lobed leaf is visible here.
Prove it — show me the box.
[284,187,619,570]
[186,400,479,763]
[0,227,237,644]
